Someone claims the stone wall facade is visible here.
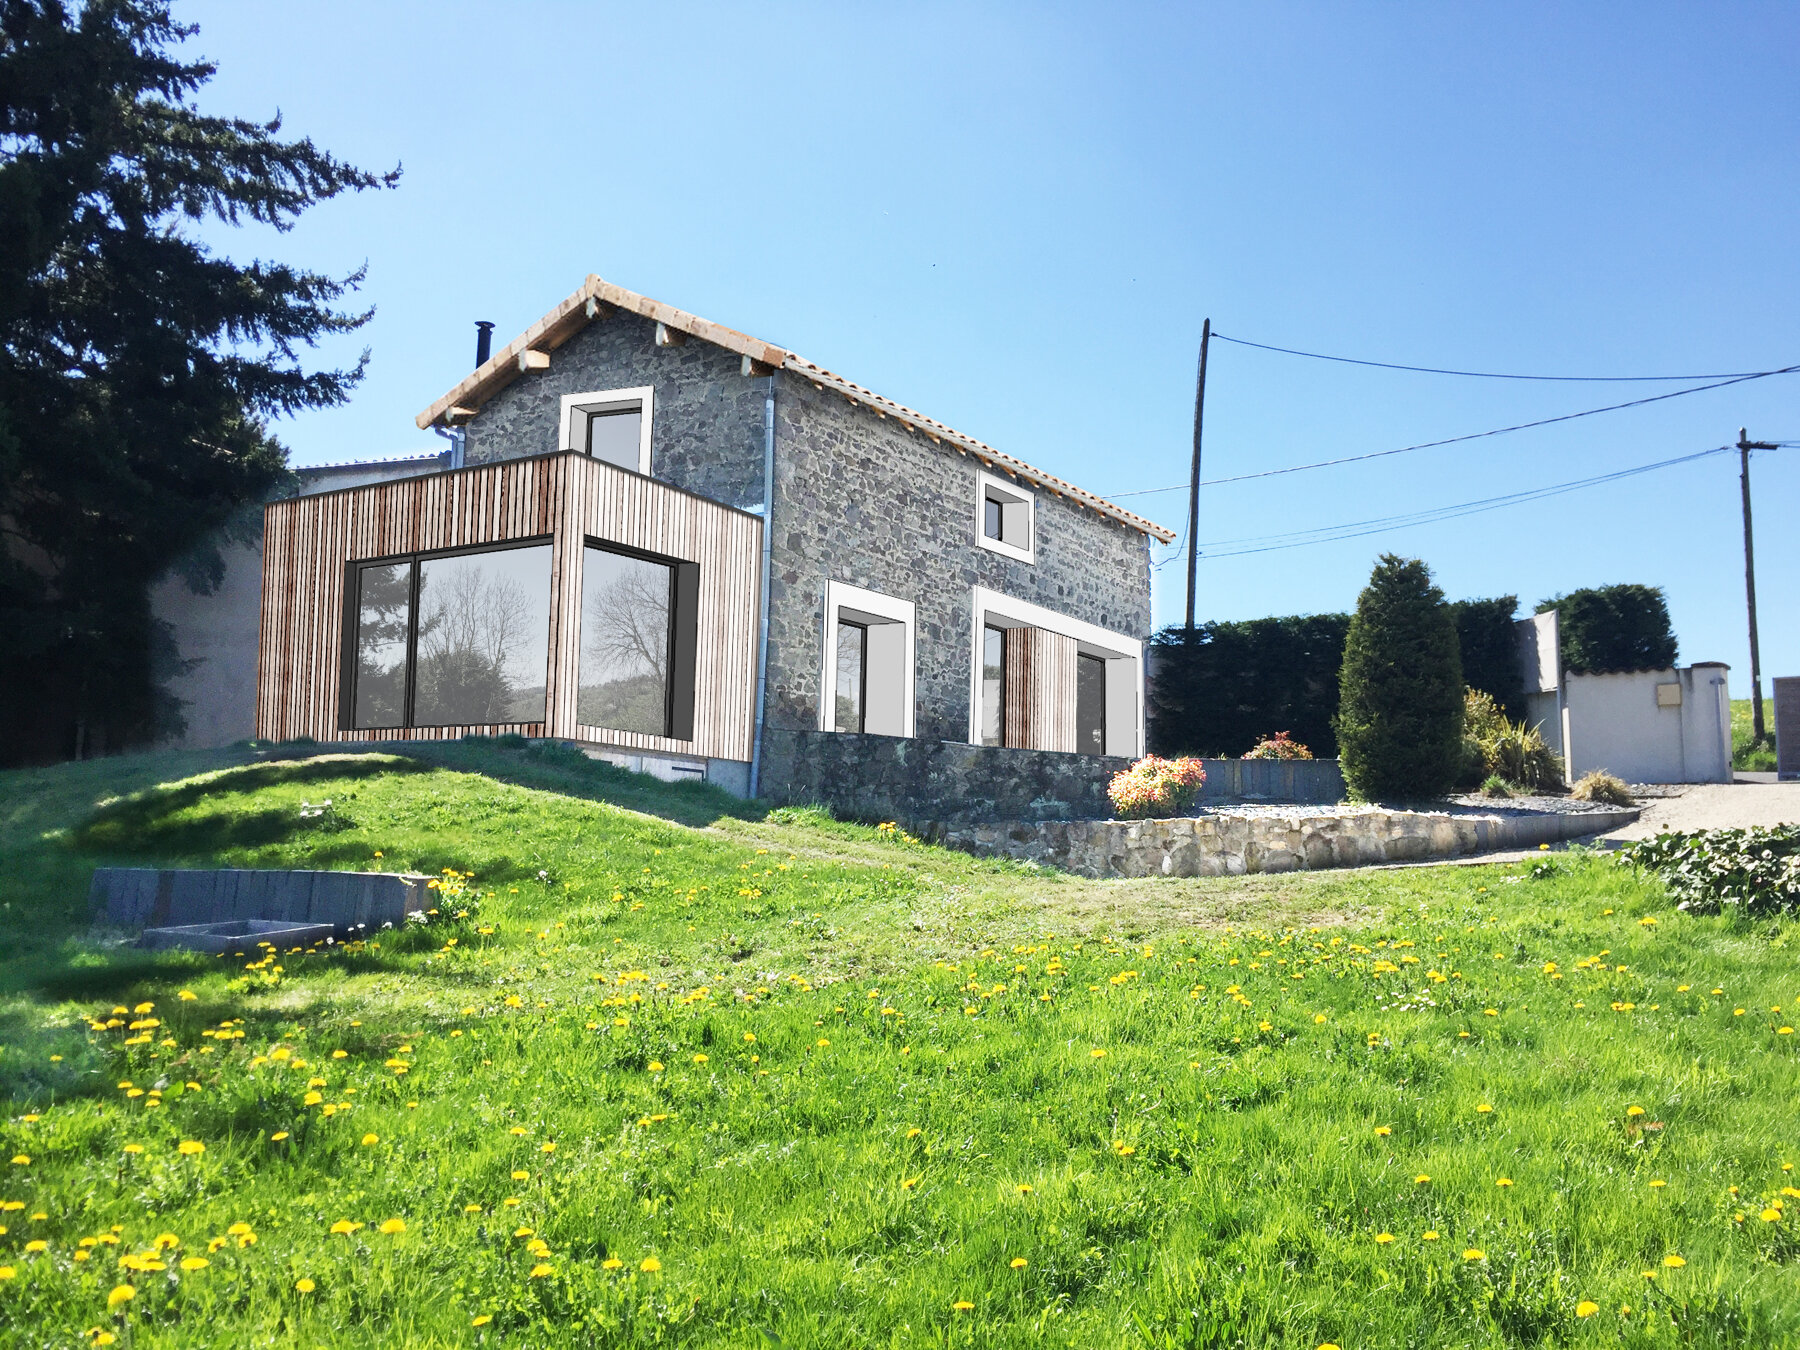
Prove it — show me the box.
[758,729,1131,826]
[762,377,1151,741]
[938,804,1640,878]
[463,311,769,512]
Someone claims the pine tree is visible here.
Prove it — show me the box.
[1336,555,1465,801]
[0,0,397,763]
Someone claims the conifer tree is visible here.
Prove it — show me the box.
[0,0,397,762]
[1336,554,1465,801]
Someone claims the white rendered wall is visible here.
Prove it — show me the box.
[1563,665,1731,784]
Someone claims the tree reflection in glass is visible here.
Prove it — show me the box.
[412,545,552,726]
[353,562,412,728]
[579,545,672,735]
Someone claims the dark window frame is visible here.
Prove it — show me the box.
[982,623,1008,748]
[1077,651,1107,756]
[338,535,554,732]
[834,617,869,735]
[983,492,1004,541]
[577,536,700,742]
[584,405,645,470]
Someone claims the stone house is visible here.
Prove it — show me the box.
[222,276,1173,818]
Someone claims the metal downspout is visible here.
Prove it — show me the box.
[432,424,466,469]
[748,374,777,797]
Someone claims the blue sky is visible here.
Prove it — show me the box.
[185,1,1799,694]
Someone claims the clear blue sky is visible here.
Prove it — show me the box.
[185,1,1799,696]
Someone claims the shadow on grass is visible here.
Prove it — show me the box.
[394,737,767,828]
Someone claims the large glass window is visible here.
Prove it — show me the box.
[345,542,553,730]
[579,545,674,736]
[835,620,867,734]
[351,563,412,729]
[982,625,1007,747]
[1077,652,1107,755]
[413,546,554,726]
[586,407,643,471]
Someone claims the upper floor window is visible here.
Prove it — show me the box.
[559,386,654,474]
[976,468,1034,564]
[342,540,553,730]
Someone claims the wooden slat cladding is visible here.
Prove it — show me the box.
[256,453,761,761]
[1003,626,1078,753]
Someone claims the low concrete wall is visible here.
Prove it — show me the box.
[91,868,430,932]
[936,805,1639,878]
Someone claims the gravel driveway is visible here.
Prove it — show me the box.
[1596,781,1800,841]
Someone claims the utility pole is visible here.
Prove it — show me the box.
[1184,318,1211,634]
[1737,427,1776,743]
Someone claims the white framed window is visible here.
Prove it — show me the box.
[975,468,1035,564]
[559,386,655,475]
[820,581,915,738]
[966,585,1142,757]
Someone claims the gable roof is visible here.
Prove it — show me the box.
[415,275,1176,542]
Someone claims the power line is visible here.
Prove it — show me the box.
[1187,446,1730,560]
[1109,364,1800,499]
[1211,332,1775,382]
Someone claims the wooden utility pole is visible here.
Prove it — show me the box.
[1184,318,1211,633]
[1737,427,1776,743]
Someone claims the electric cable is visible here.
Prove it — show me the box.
[1190,446,1730,559]
[1210,332,1777,382]
[1108,365,1800,499]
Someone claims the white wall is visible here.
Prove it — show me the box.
[1563,664,1732,784]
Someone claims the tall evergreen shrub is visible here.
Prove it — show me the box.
[1449,595,1525,718]
[1535,584,1676,674]
[1336,555,1465,801]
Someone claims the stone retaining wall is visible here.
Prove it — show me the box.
[91,868,431,933]
[935,805,1639,878]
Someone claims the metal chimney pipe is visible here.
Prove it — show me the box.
[474,320,495,366]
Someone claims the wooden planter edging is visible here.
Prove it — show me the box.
[934,805,1640,879]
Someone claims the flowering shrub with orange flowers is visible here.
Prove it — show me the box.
[1241,731,1314,761]
[1106,755,1208,819]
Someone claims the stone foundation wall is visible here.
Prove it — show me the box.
[758,729,1130,825]
[937,805,1639,878]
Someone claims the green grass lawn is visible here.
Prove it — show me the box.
[2,742,1798,1348]
[1732,698,1777,772]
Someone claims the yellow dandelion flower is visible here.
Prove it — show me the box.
[1496,1177,1514,1187]
[23,1240,46,1253]
[1463,1248,1485,1261]
[1649,1179,1667,1189]
[1090,1048,1106,1059]
[10,1155,30,1166]
[180,1257,208,1271]
[647,1061,663,1072]
[1422,1230,1439,1241]
[528,1263,552,1278]
[1576,1301,1599,1317]
[639,1257,661,1273]
[1626,1105,1646,1117]
[0,1266,14,1280]
[296,1278,315,1293]
[270,1132,289,1142]
[472,1314,492,1326]
[1374,1232,1395,1245]
[122,1144,143,1155]
[1373,1126,1391,1137]
[329,1220,361,1235]
[1413,1174,1430,1184]
[602,1257,623,1270]
[540,1142,555,1154]
[108,1284,136,1308]
[511,1169,529,1181]
[178,990,197,1001]
[379,1219,405,1235]
[1761,1208,1782,1222]
[361,1133,379,1147]
[952,1300,974,1311]
[177,1140,204,1156]
[1662,1253,1686,1267]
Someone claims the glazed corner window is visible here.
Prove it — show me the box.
[976,469,1034,563]
[821,581,915,737]
[342,541,554,730]
[559,386,653,474]
[577,541,699,740]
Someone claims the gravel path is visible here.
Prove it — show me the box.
[1594,781,1800,840]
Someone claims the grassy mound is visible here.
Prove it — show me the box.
[1,745,1797,1346]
